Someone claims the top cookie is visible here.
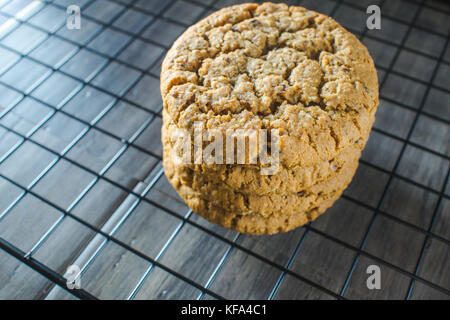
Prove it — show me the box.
[161,2,378,189]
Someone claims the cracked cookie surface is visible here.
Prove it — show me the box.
[161,2,379,234]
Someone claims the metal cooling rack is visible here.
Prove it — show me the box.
[0,0,449,300]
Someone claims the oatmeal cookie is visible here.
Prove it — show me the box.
[162,112,363,195]
[172,178,350,234]
[164,145,359,219]
[160,2,379,234]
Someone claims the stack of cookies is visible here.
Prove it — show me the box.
[161,3,379,234]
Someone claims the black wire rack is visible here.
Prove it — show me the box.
[0,0,449,300]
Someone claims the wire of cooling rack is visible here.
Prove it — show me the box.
[0,0,448,300]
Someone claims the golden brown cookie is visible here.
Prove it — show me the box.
[172,178,351,234]
[160,2,379,234]
[162,113,363,195]
[164,145,359,219]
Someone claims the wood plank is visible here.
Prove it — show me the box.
[0,126,22,162]
[0,97,54,137]
[104,146,159,189]
[410,114,450,156]
[158,223,231,286]
[134,267,201,300]
[91,62,141,97]
[188,212,239,241]
[146,173,191,217]
[60,49,108,82]
[70,179,130,228]
[113,201,183,259]
[410,281,450,300]
[424,88,450,122]
[0,249,51,300]
[0,194,62,253]
[96,101,152,141]
[344,163,390,207]
[30,72,82,109]
[209,249,282,300]
[393,50,437,82]
[274,274,336,300]
[32,112,88,154]
[66,128,125,174]
[417,238,450,290]
[44,285,79,300]
[374,99,416,139]
[0,176,24,217]
[397,145,449,191]
[62,86,116,124]
[380,177,439,228]
[312,198,373,247]
[364,216,426,273]
[1,58,51,94]
[29,37,78,69]
[32,159,97,210]
[343,256,411,299]
[134,116,163,157]
[117,39,164,70]
[381,74,427,110]
[289,232,357,294]
[236,227,305,265]
[361,131,403,171]
[32,216,99,275]
[80,241,150,300]
[433,198,450,240]
[0,140,58,188]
